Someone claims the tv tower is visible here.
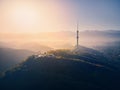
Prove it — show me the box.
[76,21,79,48]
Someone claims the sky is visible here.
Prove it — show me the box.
[0,0,120,33]
[73,0,120,30]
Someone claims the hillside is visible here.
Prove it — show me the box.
[94,41,120,60]
[0,46,120,90]
[48,46,117,70]
[93,41,120,69]
[0,48,34,72]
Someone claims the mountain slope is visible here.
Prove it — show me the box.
[93,41,120,69]
[94,42,120,60]
[48,46,116,70]
[0,48,120,90]
[0,48,34,72]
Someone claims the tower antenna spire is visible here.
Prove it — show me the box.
[76,20,79,48]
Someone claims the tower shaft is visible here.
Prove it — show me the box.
[76,21,79,48]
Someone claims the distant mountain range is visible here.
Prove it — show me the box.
[0,41,52,52]
[19,43,53,52]
[80,30,120,38]
[0,30,120,49]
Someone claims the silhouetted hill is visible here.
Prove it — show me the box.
[0,47,120,90]
[0,48,34,72]
[49,46,115,70]
[94,41,120,69]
